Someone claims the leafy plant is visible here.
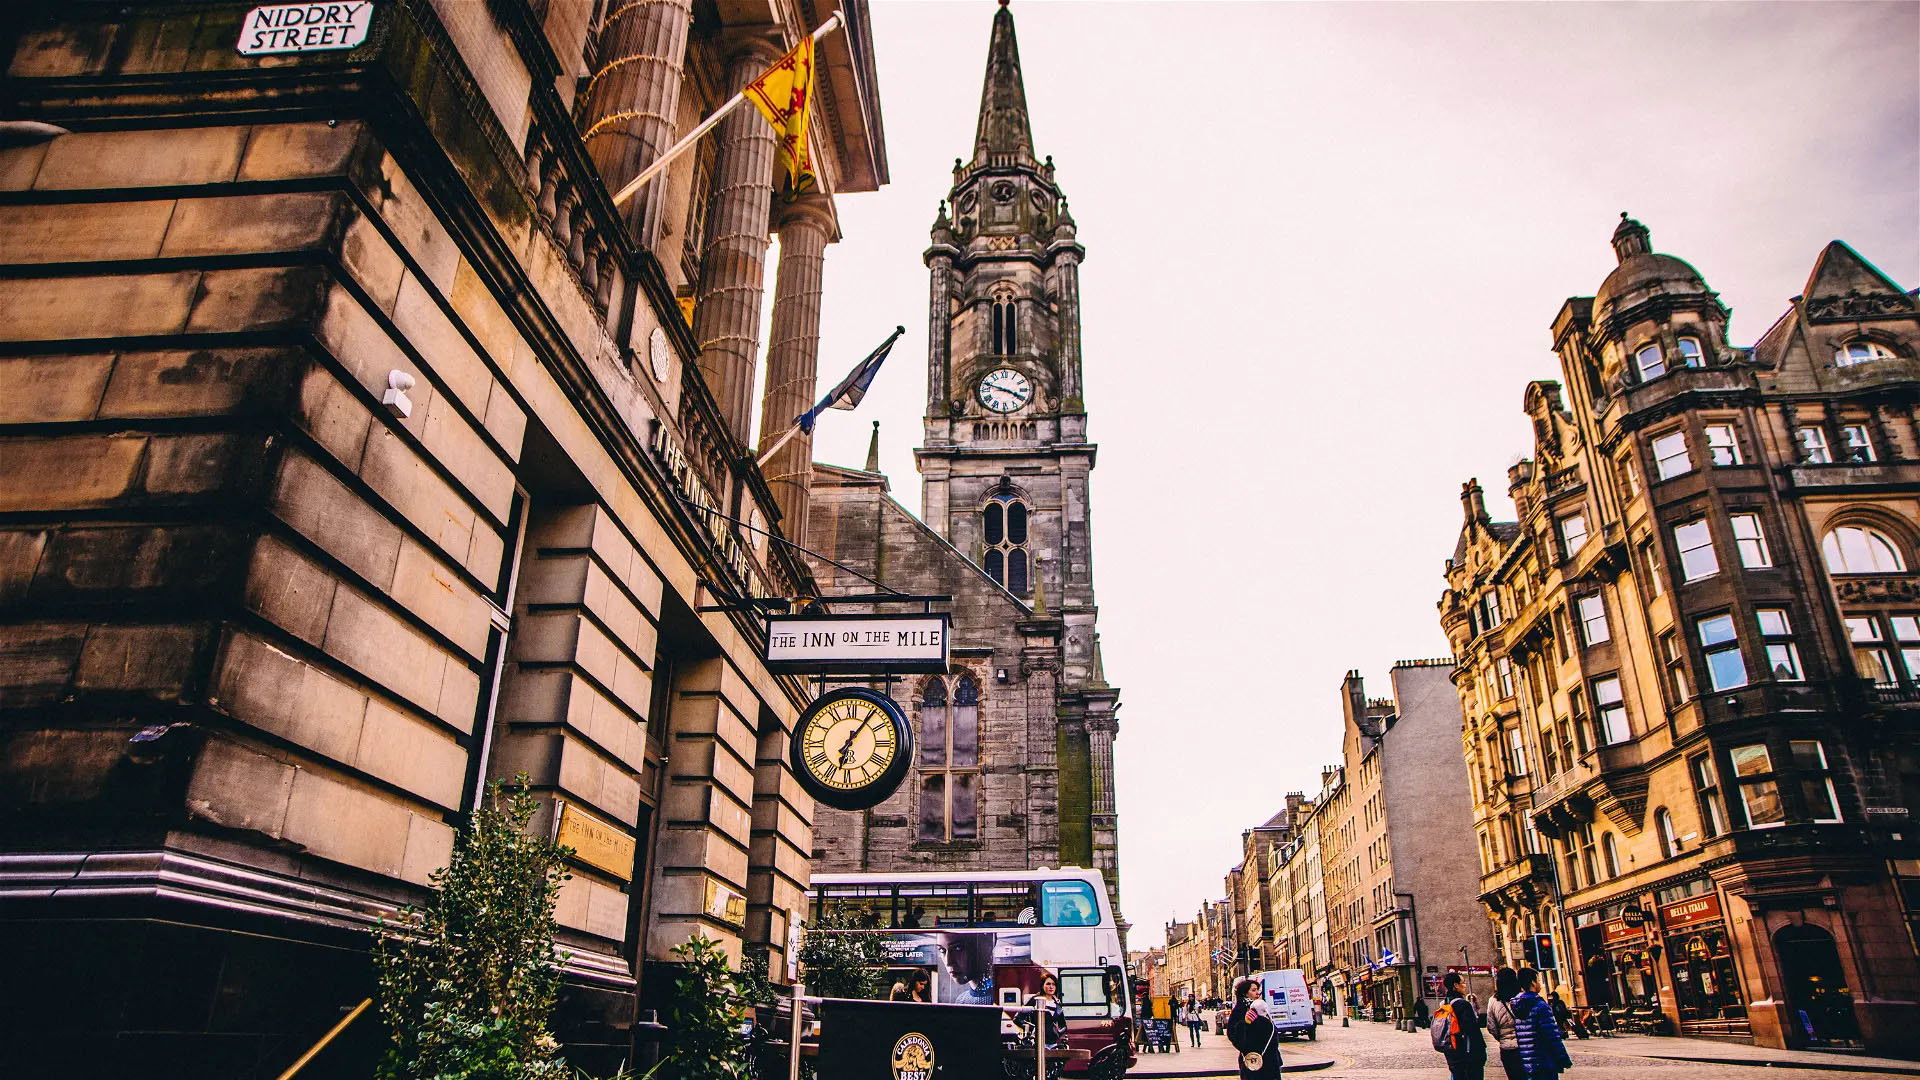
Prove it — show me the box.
[659,935,753,1080]
[372,776,573,1080]
[795,906,888,1000]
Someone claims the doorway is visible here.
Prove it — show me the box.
[1773,924,1859,1047]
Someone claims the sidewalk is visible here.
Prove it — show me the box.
[1127,1025,1334,1077]
[1568,1032,1920,1075]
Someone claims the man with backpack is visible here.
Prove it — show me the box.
[1431,972,1488,1080]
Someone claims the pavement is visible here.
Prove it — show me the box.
[1125,1018,1920,1079]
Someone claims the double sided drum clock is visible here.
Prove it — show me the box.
[790,687,913,811]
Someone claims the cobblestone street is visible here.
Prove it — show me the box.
[1127,1020,1920,1079]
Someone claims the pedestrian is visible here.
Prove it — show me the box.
[1412,997,1430,1029]
[1023,971,1066,1049]
[1168,997,1182,1054]
[1227,975,1282,1080]
[1549,991,1585,1039]
[1512,967,1573,1080]
[1188,994,1204,1047]
[1483,967,1525,1080]
[1432,972,1488,1080]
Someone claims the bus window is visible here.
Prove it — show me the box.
[815,883,894,927]
[896,882,969,928]
[974,881,1039,926]
[1040,880,1100,927]
[1057,967,1113,1019]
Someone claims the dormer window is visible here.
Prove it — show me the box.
[1836,340,1896,367]
[1635,343,1666,381]
[1676,336,1704,368]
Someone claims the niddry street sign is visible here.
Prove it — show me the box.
[237,3,375,55]
[764,613,950,674]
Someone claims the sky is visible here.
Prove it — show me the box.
[768,0,1920,950]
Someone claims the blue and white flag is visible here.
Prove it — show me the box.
[795,325,904,434]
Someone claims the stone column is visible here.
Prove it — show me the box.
[756,195,836,539]
[581,0,692,247]
[692,37,783,447]
[1088,709,1120,912]
[926,211,958,420]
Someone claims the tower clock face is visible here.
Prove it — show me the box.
[978,368,1033,413]
[790,688,913,811]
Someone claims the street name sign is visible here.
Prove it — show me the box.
[765,613,950,674]
[238,3,375,55]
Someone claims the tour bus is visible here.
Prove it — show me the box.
[806,868,1133,1075]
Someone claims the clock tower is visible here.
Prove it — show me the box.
[918,0,1117,892]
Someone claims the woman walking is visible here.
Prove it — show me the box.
[1511,967,1573,1080]
[1483,967,1526,1080]
[1227,976,1281,1080]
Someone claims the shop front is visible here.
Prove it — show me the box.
[1659,892,1750,1038]
[1575,910,1660,1015]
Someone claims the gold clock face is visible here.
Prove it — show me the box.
[799,695,899,791]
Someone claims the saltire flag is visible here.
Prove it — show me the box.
[744,36,817,192]
[796,326,905,434]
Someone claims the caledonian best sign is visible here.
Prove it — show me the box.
[237,2,375,55]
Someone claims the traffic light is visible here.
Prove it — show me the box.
[1525,933,1556,970]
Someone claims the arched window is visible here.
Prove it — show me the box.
[1836,340,1897,367]
[983,493,1030,594]
[991,296,1017,355]
[1635,343,1666,381]
[1822,525,1907,574]
[1601,832,1621,879]
[917,673,979,842]
[1656,808,1680,859]
[1676,336,1704,368]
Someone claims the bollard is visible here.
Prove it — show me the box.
[1342,1015,1349,1027]
[788,981,804,1080]
[1036,1010,1045,1080]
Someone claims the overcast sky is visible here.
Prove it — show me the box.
[776,0,1920,950]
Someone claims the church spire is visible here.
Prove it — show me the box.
[973,0,1035,167]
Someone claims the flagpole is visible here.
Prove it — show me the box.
[754,422,804,469]
[610,12,844,208]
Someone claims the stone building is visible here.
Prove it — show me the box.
[803,0,1123,919]
[1336,663,1497,1020]
[1441,217,1920,1054]
[1234,810,1295,973]
[0,0,884,1072]
[1164,918,1204,1002]
[1319,762,1359,1012]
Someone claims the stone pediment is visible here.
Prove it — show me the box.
[1805,289,1913,323]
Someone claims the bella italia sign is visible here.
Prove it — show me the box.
[764,613,951,675]
[237,2,375,55]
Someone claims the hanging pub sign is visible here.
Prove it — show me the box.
[1621,904,1648,928]
[764,612,950,674]
[237,3,375,55]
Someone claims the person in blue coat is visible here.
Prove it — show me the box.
[1510,968,1572,1080]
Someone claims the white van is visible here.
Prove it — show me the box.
[1253,969,1317,1040]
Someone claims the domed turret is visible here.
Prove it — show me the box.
[1594,212,1710,314]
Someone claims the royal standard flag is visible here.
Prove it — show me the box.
[744,37,817,191]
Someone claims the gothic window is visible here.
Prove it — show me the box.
[917,674,980,842]
[1822,525,1906,574]
[983,494,1030,594]
[991,295,1017,355]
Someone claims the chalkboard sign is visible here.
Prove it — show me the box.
[817,999,1002,1080]
[1142,1019,1173,1050]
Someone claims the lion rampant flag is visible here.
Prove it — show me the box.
[744,36,817,191]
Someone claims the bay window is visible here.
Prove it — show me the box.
[1578,593,1610,646]
[1730,743,1786,828]
[1791,740,1842,823]
[1757,608,1802,681]
[1705,423,1742,466]
[1730,513,1771,568]
[1798,426,1832,463]
[1674,518,1719,581]
[1692,753,1727,838]
[1592,675,1629,745]
[1842,424,1876,462]
[1652,430,1692,480]
[1697,613,1746,691]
